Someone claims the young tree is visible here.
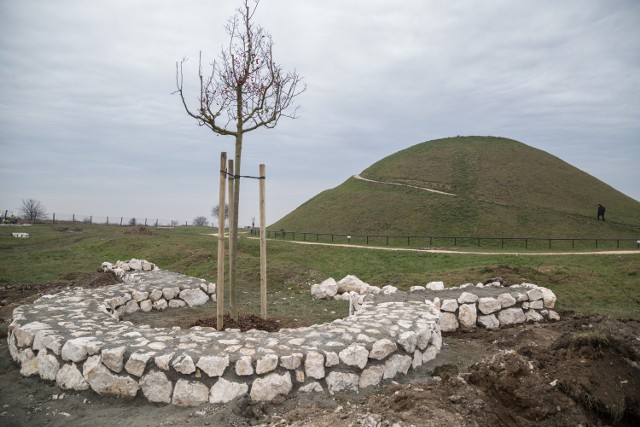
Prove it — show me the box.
[19,199,47,223]
[193,216,209,226]
[176,0,305,320]
[211,204,230,227]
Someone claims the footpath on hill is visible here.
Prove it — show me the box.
[251,237,640,256]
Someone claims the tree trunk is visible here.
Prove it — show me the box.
[229,132,243,321]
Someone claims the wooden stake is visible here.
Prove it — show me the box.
[216,152,227,331]
[259,163,267,319]
[227,159,237,320]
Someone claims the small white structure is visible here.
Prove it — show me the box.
[12,233,29,239]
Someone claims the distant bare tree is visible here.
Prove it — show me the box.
[211,204,230,227]
[193,216,209,226]
[19,199,47,223]
[176,0,305,320]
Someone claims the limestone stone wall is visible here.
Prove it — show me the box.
[422,282,559,332]
[7,262,441,406]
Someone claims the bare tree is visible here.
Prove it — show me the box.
[211,204,230,227]
[176,0,305,320]
[19,199,47,223]
[193,216,209,226]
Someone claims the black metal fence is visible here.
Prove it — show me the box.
[253,229,640,250]
[48,213,195,227]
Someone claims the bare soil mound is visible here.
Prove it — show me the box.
[123,226,153,235]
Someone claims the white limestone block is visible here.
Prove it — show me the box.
[124,299,139,314]
[477,314,500,330]
[457,292,478,304]
[61,337,95,363]
[440,299,458,312]
[439,312,459,332]
[369,339,397,360]
[324,351,339,367]
[339,344,369,369]
[526,288,544,301]
[162,287,180,300]
[152,299,168,311]
[337,275,370,294]
[280,353,303,370]
[497,293,517,308]
[478,297,501,314]
[149,289,163,302]
[172,379,209,406]
[196,355,229,377]
[525,309,544,322]
[172,354,196,374]
[382,285,398,295]
[250,372,292,401]
[179,288,209,307]
[83,355,139,398]
[210,377,248,403]
[416,328,433,351]
[154,352,174,371]
[102,346,126,373]
[140,299,152,312]
[497,307,526,325]
[359,365,385,388]
[37,349,60,381]
[299,382,323,393]
[256,353,279,374]
[326,371,359,395]
[18,348,39,376]
[56,363,89,390]
[140,370,172,403]
[304,351,325,380]
[426,281,445,291]
[383,354,412,379]
[131,290,149,302]
[397,331,418,353]
[235,356,254,376]
[310,278,338,299]
[458,303,477,328]
[125,351,155,377]
[540,288,557,308]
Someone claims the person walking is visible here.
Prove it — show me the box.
[597,204,606,221]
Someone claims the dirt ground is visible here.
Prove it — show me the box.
[0,274,638,426]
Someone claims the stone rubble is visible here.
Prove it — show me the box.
[8,261,442,407]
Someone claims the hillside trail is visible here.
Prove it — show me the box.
[250,237,639,256]
[353,174,457,196]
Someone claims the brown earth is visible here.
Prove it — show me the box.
[0,273,638,426]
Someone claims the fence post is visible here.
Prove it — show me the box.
[216,152,227,331]
[259,163,267,320]
[90,216,92,225]
[145,218,147,226]
[73,214,75,222]
[53,213,56,224]
[106,216,109,225]
[120,217,123,226]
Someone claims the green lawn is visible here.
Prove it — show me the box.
[1,224,638,321]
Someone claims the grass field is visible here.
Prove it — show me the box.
[1,224,639,321]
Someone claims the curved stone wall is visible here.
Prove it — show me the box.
[7,264,442,406]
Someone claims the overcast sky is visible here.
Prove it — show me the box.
[1,0,639,227]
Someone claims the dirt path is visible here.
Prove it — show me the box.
[252,237,640,256]
[353,174,457,196]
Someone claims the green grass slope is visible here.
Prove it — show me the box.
[271,136,640,237]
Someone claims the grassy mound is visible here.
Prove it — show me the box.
[271,136,640,237]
